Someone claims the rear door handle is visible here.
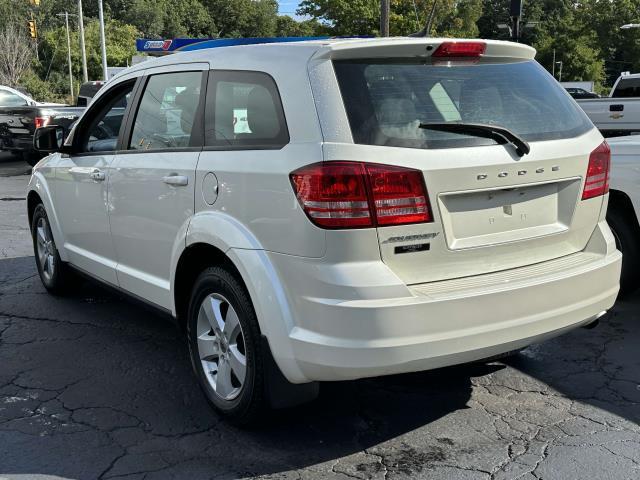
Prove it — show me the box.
[162,174,189,186]
[89,169,105,182]
[610,104,624,112]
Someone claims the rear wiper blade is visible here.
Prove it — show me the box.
[418,122,530,157]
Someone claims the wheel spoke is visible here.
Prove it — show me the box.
[228,345,246,384]
[215,359,234,398]
[38,248,47,265]
[45,255,53,276]
[202,296,225,333]
[197,332,219,360]
[37,226,46,245]
[223,307,240,340]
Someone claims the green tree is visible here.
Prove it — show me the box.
[203,0,279,37]
[39,19,138,85]
[296,0,482,37]
[275,16,323,37]
[122,0,215,38]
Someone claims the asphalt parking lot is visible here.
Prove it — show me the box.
[0,152,639,480]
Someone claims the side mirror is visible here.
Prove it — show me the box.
[33,125,66,153]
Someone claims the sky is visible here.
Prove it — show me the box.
[278,1,301,17]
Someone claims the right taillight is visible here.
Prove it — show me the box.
[290,161,432,229]
[34,116,51,129]
[582,141,611,200]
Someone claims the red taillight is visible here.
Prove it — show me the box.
[290,162,432,229]
[432,41,486,58]
[34,116,51,129]
[582,141,611,200]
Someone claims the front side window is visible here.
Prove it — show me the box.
[76,81,134,153]
[205,70,289,149]
[0,89,28,106]
[334,59,593,150]
[128,71,203,151]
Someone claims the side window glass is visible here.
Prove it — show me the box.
[0,89,28,106]
[78,82,134,153]
[128,71,202,151]
[206,71,289,149]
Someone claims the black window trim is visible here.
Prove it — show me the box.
[203,69,290,152]
[68,77,142,157]
[117,69,208,156]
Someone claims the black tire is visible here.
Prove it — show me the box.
[607,206,640,296]
[31,203,72,294]
[186,266,266,425]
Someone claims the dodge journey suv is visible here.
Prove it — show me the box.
[28,38,621,424]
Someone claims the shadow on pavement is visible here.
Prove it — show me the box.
[505,290,640,425]
[0,255,490,479]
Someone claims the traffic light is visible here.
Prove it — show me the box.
[27,19,37,38]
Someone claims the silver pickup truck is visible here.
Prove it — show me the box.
[607,135,640,295]
[578,73,640,137]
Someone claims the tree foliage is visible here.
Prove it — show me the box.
[0,23,33,87]
[4,0,640,101]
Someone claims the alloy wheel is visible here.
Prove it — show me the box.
[196,293,247,401]
[35,217,55,282]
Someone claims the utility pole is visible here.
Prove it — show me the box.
[380,0,390,37]
[58,12,74,101]
[556,61,563,82]
[552,49,556,77]
[98,0,108,81]
[510,0,523,42]
[77,0,88,83]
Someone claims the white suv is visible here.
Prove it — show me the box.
[28,38,622,423]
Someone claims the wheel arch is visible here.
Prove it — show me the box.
[26,171,68,261]
[608,189,640,233]
[170,211,307,383]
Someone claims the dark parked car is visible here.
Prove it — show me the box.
[0,85,88,165]
[566,87,600,99]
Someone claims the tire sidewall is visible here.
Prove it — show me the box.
[186,267,261,418]
[607,207,640,295]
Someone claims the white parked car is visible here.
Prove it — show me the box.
[605,135,640,294]
[27,38,621,424]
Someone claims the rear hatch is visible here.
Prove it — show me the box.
[330,40,606,284]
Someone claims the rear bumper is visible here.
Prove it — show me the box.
[0,134,32,153]
[268,223,621,382]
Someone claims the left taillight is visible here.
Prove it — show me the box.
[34,116,51,129]
[582,141,611,200]
[290,161,432,229]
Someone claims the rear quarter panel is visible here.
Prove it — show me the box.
[609,138,640,224]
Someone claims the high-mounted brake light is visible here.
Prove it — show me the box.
[432,41,486,58]
[34,116,51,129]
[290,162,432,229]
[582,141,611,200]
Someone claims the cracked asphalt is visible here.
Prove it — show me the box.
[0,152,639,480]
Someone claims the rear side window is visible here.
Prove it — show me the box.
[334,59,592,150]
[129,71,203,151]
[612,77,640,98]
[205,70,289,149]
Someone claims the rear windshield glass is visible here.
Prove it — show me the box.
[333,59,592,149]
[612,77,640,98]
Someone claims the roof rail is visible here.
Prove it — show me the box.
[136,37,370,54]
